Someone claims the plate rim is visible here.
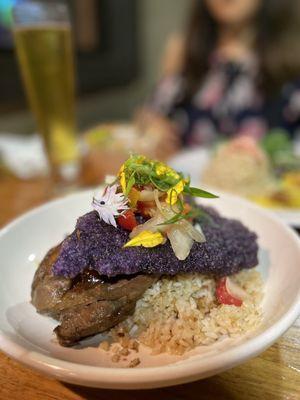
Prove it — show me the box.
[0,189,300,388]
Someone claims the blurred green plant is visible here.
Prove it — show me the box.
[261,129,300,172]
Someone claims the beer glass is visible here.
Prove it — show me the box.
[13,0,79,183]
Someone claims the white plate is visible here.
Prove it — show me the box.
[168,148,300,228]
[0,189,300,389]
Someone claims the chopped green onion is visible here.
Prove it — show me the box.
[158,207,206,226]
[184,186,218,198]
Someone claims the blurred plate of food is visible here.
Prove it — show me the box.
[169,131,300,227]
[82,118,178,185]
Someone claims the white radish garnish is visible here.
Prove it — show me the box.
[225,277,248,300]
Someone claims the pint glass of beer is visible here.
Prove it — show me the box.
[13,1,79,183]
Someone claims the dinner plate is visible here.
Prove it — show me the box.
[168,148,300,228]
[0,189,300,389]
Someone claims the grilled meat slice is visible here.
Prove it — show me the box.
[47,271,156,317]
[31,244,71,317]
[54,271,156,346]
[54,297,136,346]
[31,245,156,346]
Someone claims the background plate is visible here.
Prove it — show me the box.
[168,148,300,228]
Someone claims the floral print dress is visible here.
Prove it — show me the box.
[149,56,300,146]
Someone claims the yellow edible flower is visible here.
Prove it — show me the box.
[136,155,146,163]
[282,172,300,207]
[156,162,180,179]
[118,164,126,194]
[155,162,169,176]
[123,230,165,248]
[128,187,140,207]
[166,179,185,205]
[283,171,300,188]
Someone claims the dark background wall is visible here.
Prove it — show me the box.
[0,0,192,134]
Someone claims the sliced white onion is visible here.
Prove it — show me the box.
[153,189,164,213]
[130,211,165,238]
[225,277,248,300]
[129,200,206,260]
[139,189,164,202]
[167,227,194,260]
[180,220,206,243]
[130,200,174,239]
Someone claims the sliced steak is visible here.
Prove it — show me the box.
[54,297,136,346]
[49,271,155,316]
[31,244,71,317]
[31,245,156,345]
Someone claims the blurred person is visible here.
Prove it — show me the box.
[146,0,300,147]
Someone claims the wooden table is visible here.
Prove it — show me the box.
[0,175,299,400]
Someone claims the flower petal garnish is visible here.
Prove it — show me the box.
[166,179,184,205]
[123,230,164,248]
[92,184,129,228]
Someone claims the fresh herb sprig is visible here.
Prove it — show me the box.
[122,155,183,193]
[119,154,217,227]
[158,207,206,226]
[183,186,218,198]
[121,154,217,198]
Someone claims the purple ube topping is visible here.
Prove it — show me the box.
[52,207,258,278]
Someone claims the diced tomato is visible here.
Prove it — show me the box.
[182,203,193,222]
[216,278,243,307]
[117,210,138,231]
[183,203,192,214]
[136,201,156,218]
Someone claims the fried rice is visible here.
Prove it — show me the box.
[109,269,263,355]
